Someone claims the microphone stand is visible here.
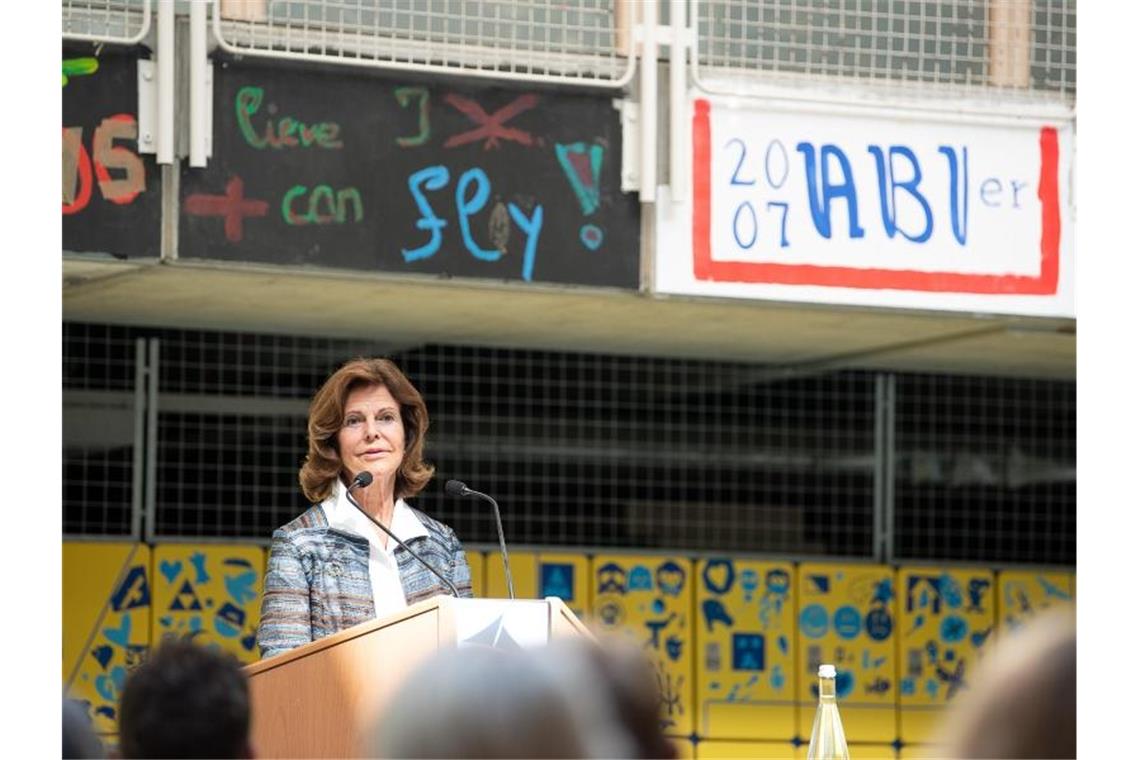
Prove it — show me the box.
[346,478,459,598]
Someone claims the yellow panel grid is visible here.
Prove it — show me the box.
[467,548,487,599]
[150,544,266,664]
[997,569,1075,633]
[63,542,153,735]
[796,564,898,743]
[485,551,538,599]
[695,559,797,741]
[695,739,803,759]
[897,566,996,745]
[591,554,694,737]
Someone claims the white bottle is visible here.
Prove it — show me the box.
[806,664,851,760]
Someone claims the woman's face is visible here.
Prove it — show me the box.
[337,383,406,487]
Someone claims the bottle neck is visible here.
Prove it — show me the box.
[818,676,837,703]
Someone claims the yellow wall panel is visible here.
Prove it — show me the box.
[898,744,941,759]
[671,736,696,759]
[696,740,803,759]
[695,559,796,740]
[485,551,538,599]
[897,566,996,745]
[467,549,487,599]
[997,569,1074,632]
[796,563,897,743]
[63,542,153,735]
[591,554,694,736]
[150,544,265,664]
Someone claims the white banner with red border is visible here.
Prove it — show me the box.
[655,94,1074,318]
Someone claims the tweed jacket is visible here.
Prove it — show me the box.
[256,502,473,660]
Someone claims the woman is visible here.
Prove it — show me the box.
[256,357,473,660]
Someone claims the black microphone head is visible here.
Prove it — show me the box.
[351,471,373,489]
[444,479,469,497]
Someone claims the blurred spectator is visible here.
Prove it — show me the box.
[936,605,1076,759]
[63,698,105,759]
[370,645,590,758]
[117,638,253,759]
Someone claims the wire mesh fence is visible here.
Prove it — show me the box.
[62,321,1074,566]
[62,0,151,44]
[212,0,635,87]
[692,0,1076,104]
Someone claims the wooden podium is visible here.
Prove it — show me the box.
[244,596,591,758]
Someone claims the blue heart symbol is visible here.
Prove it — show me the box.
[94,674,115,701]
[160,559,183,584]
[103,616,132,648]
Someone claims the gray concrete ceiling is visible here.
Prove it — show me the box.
[63,256,1075,380]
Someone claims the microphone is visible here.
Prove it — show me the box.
[446,480,514,600]
[346,471,459,598]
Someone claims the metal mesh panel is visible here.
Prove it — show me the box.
[62,0,151,44]
[893,372,1076,565]
[63,323,141,536]
[692,0,1076,104]
[212,0,635,88]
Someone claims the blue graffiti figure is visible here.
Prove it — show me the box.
[598,601,624,626]
[936,659,967,700]
[628,565,653,592]
[940,615,968,644]
[1038,576,1072,601]
[702,599,735,631]
[967,578,991,613]
[865,607,893,641]
[938,574,963,610]
[900,677,916,696]
[770,664,786,690]
[702,558,735,595]
[110,565,150,612]
[833,605,862,640]
[907,576,943,614]
[402,165,449,262]
[190,552,210,584]
[873,578,894,605]
[225,569,258,605]
[215,602,246,639]
[970,626,993,649]
[597,563,627,595]
[799,604,828,639]
[644,612,677,649]
[731,633,765,671]
[665,635,683,662]
[540,563,574,599]
[656,561,686,597]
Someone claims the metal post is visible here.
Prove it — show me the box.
[157,0,175,164]
[145,338,160,542]
[669,0,687,205]
[639,0,658,201]
[131,338,147,540]
[190,0,210,167]
[873,372,897,563]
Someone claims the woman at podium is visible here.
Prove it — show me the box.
[256,357,474,659]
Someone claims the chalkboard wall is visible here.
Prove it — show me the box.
[62,46,162,259]
[179,57,641,289]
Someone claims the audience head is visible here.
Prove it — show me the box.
[936,605,1076,759]
[63,698,106,759]
[371,645,589,758]
[117,638,253,759]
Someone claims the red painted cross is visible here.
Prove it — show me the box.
[184,176,268,242]
[443,93,539,150]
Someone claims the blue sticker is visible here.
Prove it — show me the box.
[800,604,829,639]
[702,558,736,595]
[597,563,627,595]
[541,563,574,599]
[656,561,686,597]
[940,615,968,644]
[629,565,653,592]
[732,633,765,671]
[834,605,862,640]
[865,607,893,641]
[702,599,735,631]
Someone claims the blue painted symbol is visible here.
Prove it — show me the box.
[110,565,150,612]
[597,563,626,595]
[665,635,683,661]
[938,574,963,609]
[103,616,132,648]
[702,599,735,631]
[95,665,127,702]
[599,601,623,626]
[900,677,916,696]
[967,578,991,612]
[241,631,257,652]
[540,563,574,599]
[215,602,246,639]
[807,574,830,594]
[777,635,788,656]
[1038,575,1072,601]
[940,615,968,644]
[90,645,113,670]
[741,569,759,602]
[702,558,735,595]
[159,559,183,584]
[865,607,893,641]
[765,568,790,596]
[579,224,604,250]
[770,664,786,690]
[190,552,211,583]
[925,678,941,698]
[656,561,686,597]
[800,604,828,639]
[225,569,258,605]
[652,598,665,614]
[835,670,855,699]
[169,579,203,611]
[834,605,862,640]
[873,578,894,605]
[628,565,653,592]
[970,626,992,649]
[95,706,115,720]
[732,633,765,671]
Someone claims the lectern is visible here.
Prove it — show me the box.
[244,596,591,758]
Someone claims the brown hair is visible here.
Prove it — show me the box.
[298,357,434,503]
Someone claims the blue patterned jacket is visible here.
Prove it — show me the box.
[256,503,473,659]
